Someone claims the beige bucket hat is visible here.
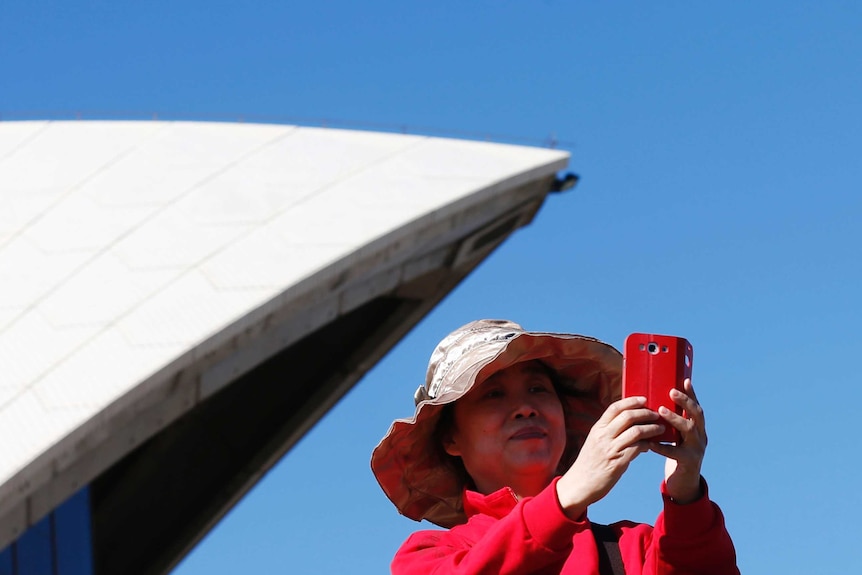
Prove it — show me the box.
[371,319,622,528]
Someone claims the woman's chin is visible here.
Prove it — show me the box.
[504,453,559,477]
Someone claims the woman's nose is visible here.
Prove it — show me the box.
[512,399,538,419]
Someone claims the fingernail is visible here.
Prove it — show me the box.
[659,406,669,415]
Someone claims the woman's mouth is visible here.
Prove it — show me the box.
[510,426,547,440]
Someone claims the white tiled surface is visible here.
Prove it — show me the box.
[33,327,182,413]
[0,121,47,160]
[0,238,88,309]
[24,194,147,254]
[0,120,568,521]
[0,312,101,405]
[116,270,267,348]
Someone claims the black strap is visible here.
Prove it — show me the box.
[591,523,625,575]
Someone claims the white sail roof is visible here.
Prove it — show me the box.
[0,120,568,547]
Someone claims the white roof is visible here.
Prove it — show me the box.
[0,120,568,544]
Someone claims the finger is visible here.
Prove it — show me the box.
[669,387,705,430]
[682,380,707,432]
[614,422,666,449]
[605,407,661,439]
[601,396,648,422]
[670,380,698,407]
[648,440,701,460]
[658,405,699,437]
[659,406,708,451]
[648,441,677,459]
[683,378,699,402]
[593,396,649,429]
[620,440,654,463]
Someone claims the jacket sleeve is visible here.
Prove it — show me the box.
[638,479,740,575]
[391,478,587,575]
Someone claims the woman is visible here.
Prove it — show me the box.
[372,319,739,574]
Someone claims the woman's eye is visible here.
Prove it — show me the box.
[529,384,551,393]
[484,389,503,399]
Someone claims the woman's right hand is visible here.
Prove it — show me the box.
[555,396,665,519]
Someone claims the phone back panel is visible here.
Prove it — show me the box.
[622,333,693,443]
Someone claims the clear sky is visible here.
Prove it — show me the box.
[3,1,862,573]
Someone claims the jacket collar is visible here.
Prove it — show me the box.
[462,486,520,520]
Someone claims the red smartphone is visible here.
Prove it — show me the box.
[622,333,693,443]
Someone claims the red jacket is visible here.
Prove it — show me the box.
[392,477,739,574]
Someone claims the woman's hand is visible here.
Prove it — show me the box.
[649,378,708,504]
[556,396,665,519]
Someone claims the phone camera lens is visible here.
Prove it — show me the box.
[647,342,659,355]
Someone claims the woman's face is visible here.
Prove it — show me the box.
[443,361,566,496]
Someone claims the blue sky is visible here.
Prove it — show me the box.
[3,2,862,573]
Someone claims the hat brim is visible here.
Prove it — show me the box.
[371,330,621,528]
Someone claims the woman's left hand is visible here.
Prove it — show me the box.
[649,378,708,504]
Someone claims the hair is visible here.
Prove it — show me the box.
[432,403,473,491]
[535,360,566,397]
